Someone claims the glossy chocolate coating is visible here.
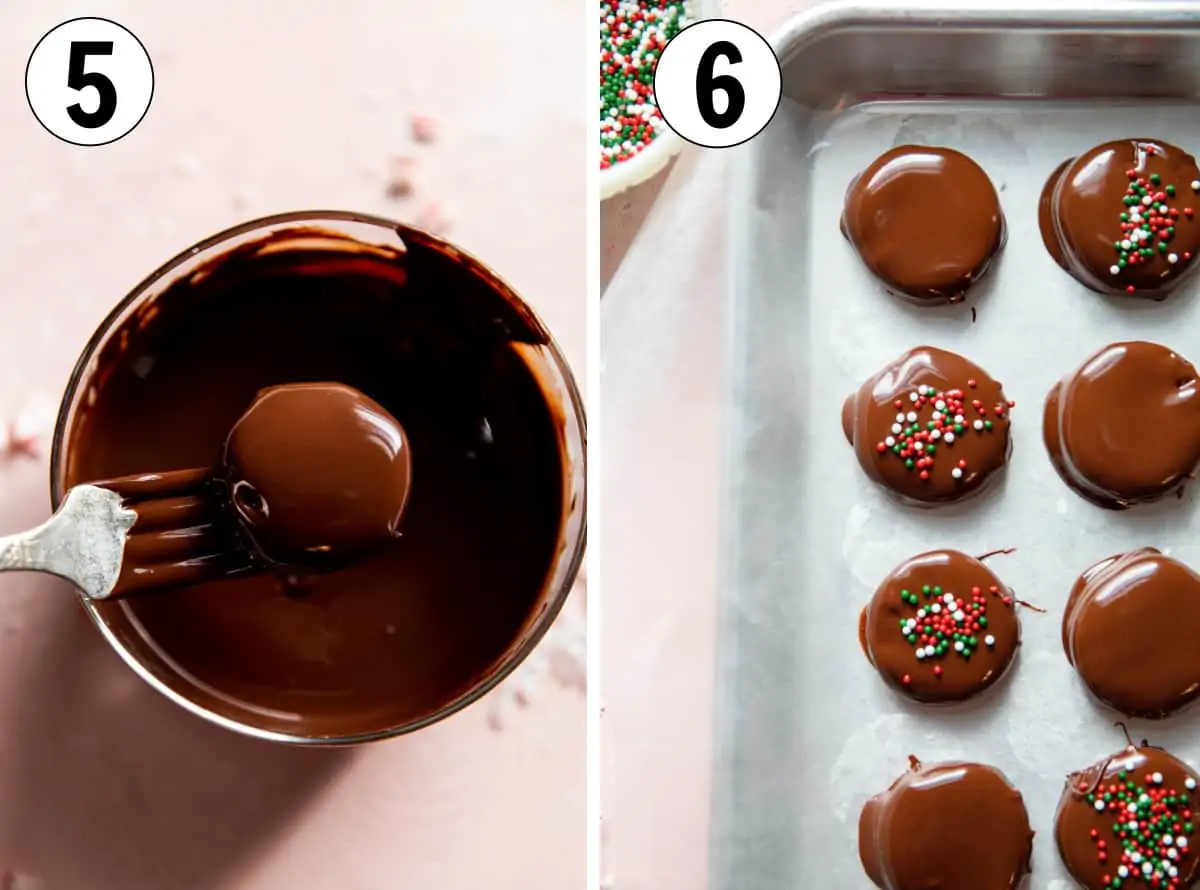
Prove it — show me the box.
[860,549,1019,703]
[224,382,412,567]
[1055,745,1200,889]
[859,758,1033,890]
[1043,341,1200,509]
[1064,549,1200,719]
[842,346,1014,505]
[842,145,1005,303]
[62,226,566,738]
[1039,139,1200,298]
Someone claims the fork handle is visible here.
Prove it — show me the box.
[0,486,136,599]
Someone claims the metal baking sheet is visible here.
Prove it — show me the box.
[715,3,1200,888]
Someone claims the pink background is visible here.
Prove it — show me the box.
[601,3,812,889]
[0,2,584,889]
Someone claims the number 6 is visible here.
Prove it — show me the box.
[695,40,746,130]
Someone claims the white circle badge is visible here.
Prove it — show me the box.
[654,19,781,149]
[26,17,154,146]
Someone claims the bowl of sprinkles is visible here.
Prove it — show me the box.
[600,0,718,199]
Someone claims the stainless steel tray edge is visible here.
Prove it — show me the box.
[714,3,1200,889]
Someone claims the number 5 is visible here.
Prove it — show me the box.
[67,41,117,129]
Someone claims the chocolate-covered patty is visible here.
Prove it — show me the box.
[1064,549,1200,719]
[1056,744,1200,889]
[842,346,1014,504]
[860,549,1019,703]
[223,382,413,567]
[1044,341,1200,508]
[859,758,1033,890]
[842,145,1005,303]
[1039,138,1200,298]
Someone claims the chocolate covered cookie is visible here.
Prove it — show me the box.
[842,145,1005,303]
[1044,341,1200,508]
[843,346,1014,505]
[1056,744,1200,889]
[1064,549,1200,719]
[859,758,1033,890]
[1040,138,1200,298]
[860,549,1019,703]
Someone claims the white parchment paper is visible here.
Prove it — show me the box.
[716,99,1200,888]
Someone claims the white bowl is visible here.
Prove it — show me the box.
[599,0,722,201]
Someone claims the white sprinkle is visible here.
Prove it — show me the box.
[985,634,995,647]
[1170,864,1179,877]
[1144,863,1154,876]
[924,645,936,657]
[954,641,964,652]
[1129,802,1139,813]
[935,399,946,411]
[1170,847,1180,860]
[951,467,963,479]
[1122,239,1133,249]
[1130,821,1140,831]
[1178,837,1188,849]
[1170,252,1179,264]
[914,442,924,452]
[1095,799,1106,811]
[929,429,941,440]
[1165,835,1175,846]
[944,593,955,604]
[1110,264,1121,275]
[896,412,906,422]
[1118,866,1129,878]
[973,419,984,430]
[1186,777,1196,790]
[954,414,965,424]
[931,411,943,421]
[915,649,925,660]
[906,411,918,422]
[892,423,903,434]
[1192,179,1199,190]
[944,432,956,444]
[1153,771,1164,784]
[1144,195,1154,205]
[918,385,929,396]
[931,604,942,613]
[886,436,896,447]
[953,610,965,622]
[916,609,926,619]
[910,392,920,403]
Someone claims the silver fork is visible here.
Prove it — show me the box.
[0,485,136,600]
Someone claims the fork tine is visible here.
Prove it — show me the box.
[114,551,255,595]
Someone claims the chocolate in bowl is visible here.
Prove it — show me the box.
[50,212,586,744]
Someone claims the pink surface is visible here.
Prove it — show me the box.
[0,2,584,888]
[601,3,814,889]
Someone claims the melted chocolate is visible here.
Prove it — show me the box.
[223,382,412,567]
[59,226,567,739]
[1043,341,1200,508]
[842,145,1005,303]
[859,758,1033,890]
[1039,139,1200,298]
[1064,549,1200,718]
[1055,744,1200,889]
[842,346,1014,505]
[859,549,1019,703]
